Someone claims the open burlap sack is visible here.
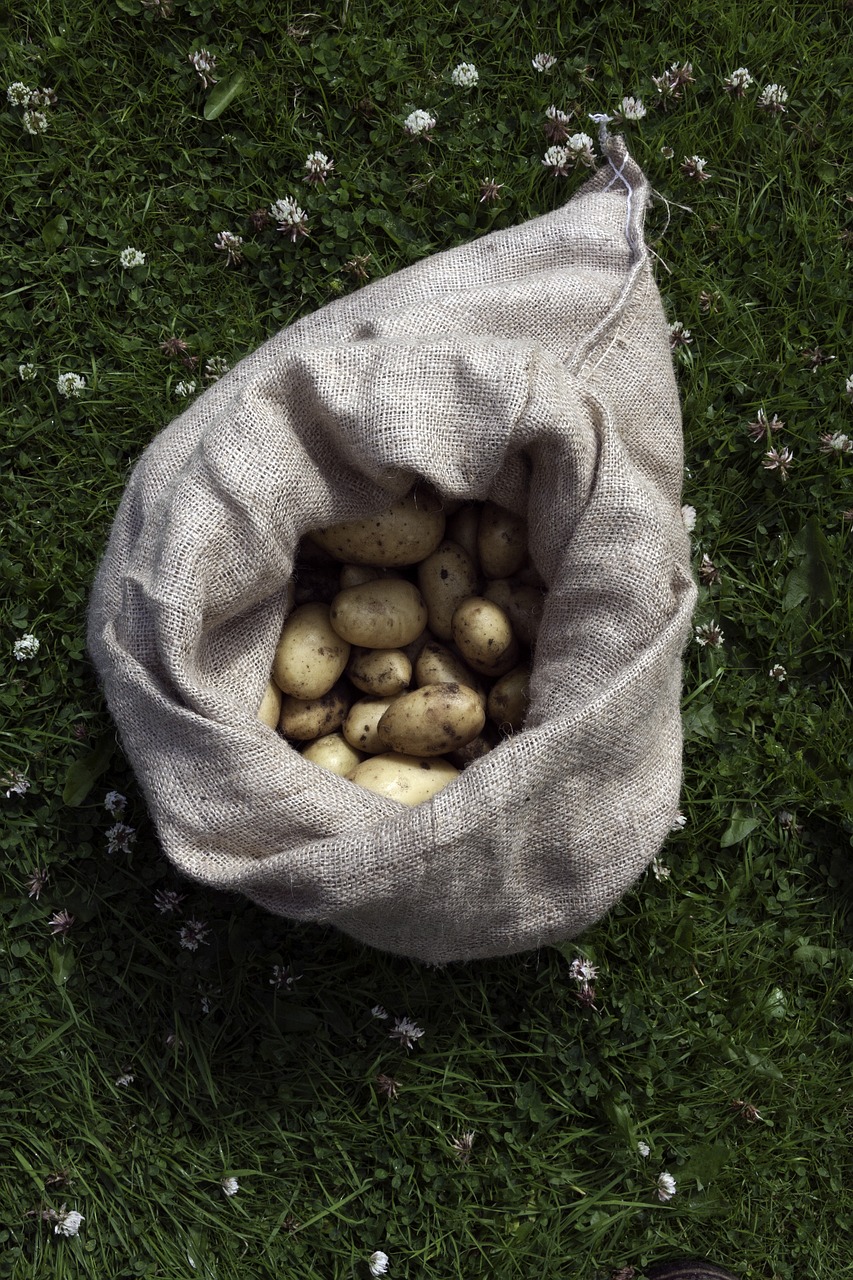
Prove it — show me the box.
[88,132,697,966]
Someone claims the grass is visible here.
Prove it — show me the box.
[1,0,852,1277]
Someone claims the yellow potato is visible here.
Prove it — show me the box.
[343,695,401,754]
[451,596,520,677]
[329,579,428,649]
[272,602,351,698]
[478,501,528,579]
[257,680,282,728]
[278,680,351,741]
[377,682,485,757]
[347,752,460,805]
[446,503,481,568]
[486,665,531,733]
[339,564,381,589]
[483,578,546,647]
[301,731,365,777]
[347,647,412,697]
[414,642,487,710]
[309,485,446,566]
[417,539,478,641]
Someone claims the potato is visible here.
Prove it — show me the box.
[446,503,481,568]
[486,665,531,733]
[478,501,528,579]
[343,695,401,754]
[309,485,446,566]
[483,578,546,647]
[347,752,460,805]
[417,539,478,641]
[257,679,282,728]
[301,731,365,777]
[272,602,351,699]
[339,564,381,589]
[347,647,412,697]
[451,596,520,677]
[377,682,485,757]
[414,641,487,710]
[330,579,428,649]
[279,680,351,741]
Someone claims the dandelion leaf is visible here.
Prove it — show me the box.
[203,72,247,121]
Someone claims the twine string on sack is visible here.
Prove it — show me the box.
[589,114,636,248]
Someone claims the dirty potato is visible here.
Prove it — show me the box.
[451,596,520,677]
[477,501,528,579]
[309,485,446,566]
[330,579,428,649]
[272,602,350,699]
[347,647,412,697]
[486,665,531,733]
[414,641,487,710]
[256,679,283,728]
[417,539,478,641]
[301,731,365,777]
[347,752,460,805]
[377,682,485,757]
[278,680,351,740]
[343,695,401,754]
[483,578,545,647]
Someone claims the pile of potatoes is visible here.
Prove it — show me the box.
[257,484,546,806]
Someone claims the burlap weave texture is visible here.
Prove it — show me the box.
[87,135,697,965]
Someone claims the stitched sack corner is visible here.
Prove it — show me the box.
[87,134,697,966]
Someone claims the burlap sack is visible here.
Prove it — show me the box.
[87,132,697,966]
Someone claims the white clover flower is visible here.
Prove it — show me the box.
[651,856,671,882]
[723,67,753,96]
[660,145,674,159]
[304,150,334,183]
[568,957,598,983]
[189,48,218,87]
[369,1252,390,1277]
[388,1015,424,1051]
[174,379,197,399]
[769,664,787,682]
[681,504,697,532]
[13,633,39,661]
[57,372,86,398]
[371,1004,389,1019]
[22,109,49,135]
[819,431,852,454]
[4,769,31,798]
[542,144,571,175]
[620,95,647,120]
[546,105,571,123]
[119,247,146,269]
[669,320,693,349]
[54,1208,84,1237]
[638,1140,651,1158]
[205,355,230,380]
[762,445,794,479]
[758,83,788,113]
[106,822,136,854]
[566,131,596,167]
[178,918,210,951]
[846,374,853,400]
[154,888,186,914]
[695,621,724,648]
[7,81,33,106]
[115,1073,135,1087]
[403,108,436,136]
[221,1176,240,1196]
[532,52,557,72]
[18,362,36,380]
[270,196,310,240]
[214,230,244,265]
[681,155,710,181]
[671,811,687,830]
[28,87,57,109]
[104,790,127,815]
[451,62,478,88]
[657,1171,677,1201]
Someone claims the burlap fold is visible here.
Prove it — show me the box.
[88,133,697,965]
